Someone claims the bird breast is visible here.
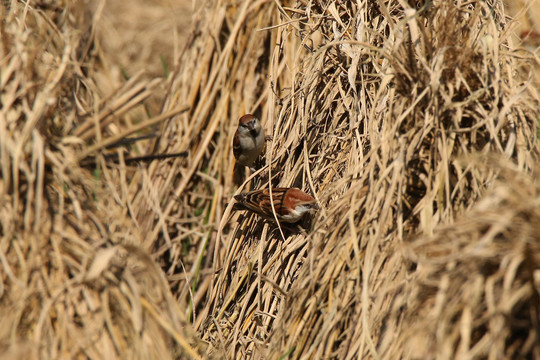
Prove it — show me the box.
[238,130,264,164]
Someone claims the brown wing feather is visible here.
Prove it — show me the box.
[234,188,291,219]
[235,189,271,216]
[232,129,241,159]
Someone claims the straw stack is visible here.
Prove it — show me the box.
[1,2,202,359]
[145,0,539,358]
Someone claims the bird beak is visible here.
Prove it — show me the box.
[248,124,259,138]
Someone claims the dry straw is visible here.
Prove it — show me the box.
[1,1,201,359]
[1,0,540,359]
[402,159,540,359]
[147,0,539,358]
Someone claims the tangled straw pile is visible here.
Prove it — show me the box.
[0,2,200,359]
[146,0,539,358]
[1,0,539,359]
[402,160,540,359]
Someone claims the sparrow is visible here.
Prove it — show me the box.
[233,114,266,170]
[233,188,319,223]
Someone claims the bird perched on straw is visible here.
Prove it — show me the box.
[233,114,268,171]
[233,188,319,224]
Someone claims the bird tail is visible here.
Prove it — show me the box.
[232,194,248,211]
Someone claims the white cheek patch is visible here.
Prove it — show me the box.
[299,204,317,213]
[294,205,308,215]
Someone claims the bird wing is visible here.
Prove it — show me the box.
[234,188,290,219]
[232,130,242,159]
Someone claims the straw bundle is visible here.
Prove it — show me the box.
[140,0,539,358]
[0,2,201,359]
[402,160,540,359]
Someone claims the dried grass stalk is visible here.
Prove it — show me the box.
[0,2,202,359]
[402,160,540,359]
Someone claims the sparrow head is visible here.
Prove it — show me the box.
[284,188,319,215]
[238,114,262,138]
